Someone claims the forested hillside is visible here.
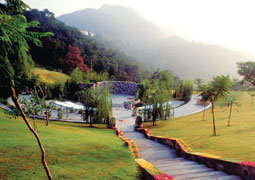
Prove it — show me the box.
[24,9,150,82]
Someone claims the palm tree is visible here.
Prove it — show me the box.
[199,75,232,136]
[0,1,53,179]
[220,92,241,126]
[194,78,203,90]
[248,89,255,106]
[198,84,210,121]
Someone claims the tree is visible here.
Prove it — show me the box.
[194,78,203,90]
[220,92,241,126]
[199,75,232,136]
[237,61,255,87]
[149,80,169,126]
[0,1,53,179]
[158,70,174,95]
[79,87,99,127]
[79,86,112,127]
[64,67,88,100]
[176,80,193,102]
[248,88,255,106]
[97,86,112,126]
[64,45,89,74]
[198,84,210,121]
[136,70,175,125]
[136,80,151,102]
[20,88,52,131]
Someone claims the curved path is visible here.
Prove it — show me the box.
[114,95,210,132]
[173,95,211,118]
[113,95,241,180]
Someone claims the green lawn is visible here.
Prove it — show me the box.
[0,109,139,180]
[33,67,69,84]
[144,91,255,162]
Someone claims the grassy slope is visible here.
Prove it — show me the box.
[33,67,69,84]
[0,109,139,180]
[145,91,255,162]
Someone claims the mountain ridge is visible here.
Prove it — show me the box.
[58,4,254,81]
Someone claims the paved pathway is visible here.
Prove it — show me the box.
[112,94,136,131]
[173,95,211,118]
[113,95,241,180]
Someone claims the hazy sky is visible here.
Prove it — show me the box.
[23,0,255,56]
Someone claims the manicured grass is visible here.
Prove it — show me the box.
[33,67,69,84]
[0,109,139,180]
[144,91,255,162]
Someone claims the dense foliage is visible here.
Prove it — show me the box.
[24,9,150,82]
[63,45,89,74]
[0,6,50,98]
[0,1,53,179]
[63,68,109,100]
[237,61,255,87]
[136,70,193,125]
[78,86,112,127]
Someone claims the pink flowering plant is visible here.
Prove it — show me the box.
[153,173,175,180]
[136,159,175,180]
[239,161,255,167]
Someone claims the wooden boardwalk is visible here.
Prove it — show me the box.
[124,132,241,180]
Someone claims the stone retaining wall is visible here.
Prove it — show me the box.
[97,81,139,95]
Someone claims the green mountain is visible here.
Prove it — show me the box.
[24,9,150,82]
[58,4,253,81]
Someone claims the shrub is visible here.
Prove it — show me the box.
[108,117,116,128]
[135,116,142,128]
[58,111,63,119]
[0,97,8,105]
[46,82,64,100]
[175,80,193,102]
[48,111,52,117]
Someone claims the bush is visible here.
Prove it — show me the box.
[0,97,8,105]
[175,80,193,102]
[135,116,142,128]
[47,111,52,117]
[108,117,116,128]
[64,68,86,100]
[58,111,63,119]
[46,82,64,100]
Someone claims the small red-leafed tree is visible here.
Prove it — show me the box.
[64,45,89,74]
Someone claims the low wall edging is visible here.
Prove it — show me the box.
[135,127,255,180]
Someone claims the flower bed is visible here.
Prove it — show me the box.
[136,128,255,180]
[116,129,140,158]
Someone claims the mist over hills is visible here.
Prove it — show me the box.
[58,4,253,81]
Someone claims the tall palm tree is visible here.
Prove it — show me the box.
[194,78,203,90]
[198,84,210,121]
[199,75,232,136]
[0,1,53,179]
